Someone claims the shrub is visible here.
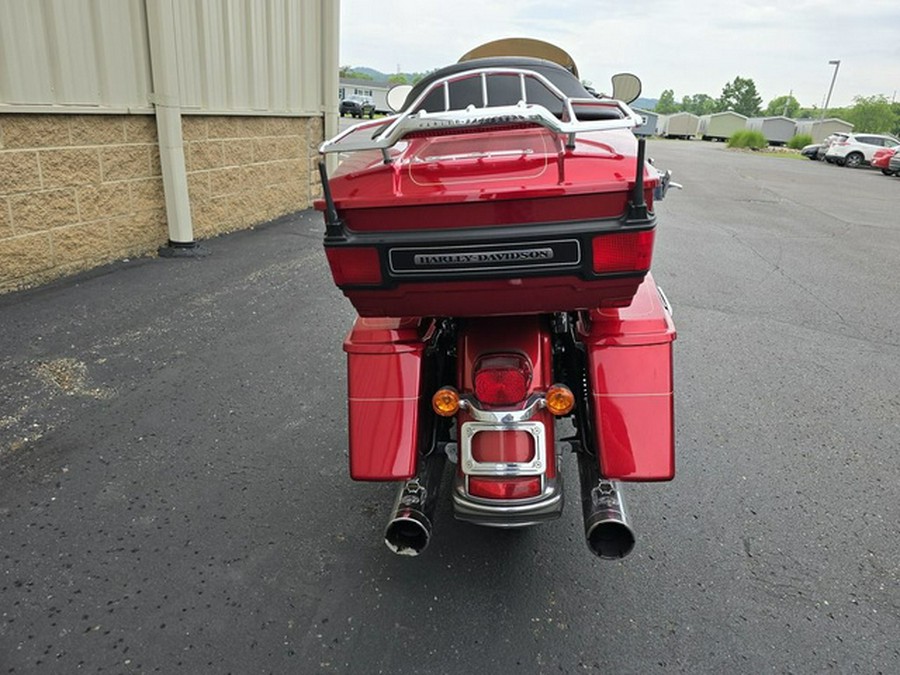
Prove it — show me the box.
[727,129,768,149]
[787,133,813,149]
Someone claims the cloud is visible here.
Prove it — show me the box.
[341,0,900,107]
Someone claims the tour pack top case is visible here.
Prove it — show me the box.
[316,57,662,318]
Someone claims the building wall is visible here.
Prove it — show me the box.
[183,115,322,239]
[0,112,323,293]
[0,0,337,294]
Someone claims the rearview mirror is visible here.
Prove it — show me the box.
[611,73,641,104]
[386,84,413,113]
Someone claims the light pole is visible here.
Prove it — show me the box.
[820,59,840,121]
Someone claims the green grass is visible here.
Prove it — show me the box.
[787,133,813,149]
[727,130,768,150]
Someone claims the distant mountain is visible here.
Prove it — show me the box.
[351,67,390,82]
[633,97,659,111]
[345,67,424,84]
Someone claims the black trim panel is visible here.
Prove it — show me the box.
[325,214,655,289]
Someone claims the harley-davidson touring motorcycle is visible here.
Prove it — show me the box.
[316,42,678,559]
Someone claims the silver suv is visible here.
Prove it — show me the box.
[825,133,900,168]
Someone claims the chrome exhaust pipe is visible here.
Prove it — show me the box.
[384,451,446,556]
[576,453,636,559]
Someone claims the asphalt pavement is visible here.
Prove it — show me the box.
[1,141,898,673]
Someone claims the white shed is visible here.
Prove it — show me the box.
[633,109,658,137]
[659,112,700,139]
[699,111,748,142]
[746,116,797,146]
[794,118,854,144]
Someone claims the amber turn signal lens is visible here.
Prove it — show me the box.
[545,384,575,416]
[432,387,461,417]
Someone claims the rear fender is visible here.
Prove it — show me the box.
[456,315,557,479]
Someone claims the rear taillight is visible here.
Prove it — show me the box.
[473,354,532,405]
[592,230,654,274]
[325,247,382,285]
[468,476,542,500]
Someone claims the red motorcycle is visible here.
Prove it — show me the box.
[316,42,677,559]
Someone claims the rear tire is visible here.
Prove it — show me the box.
[844,152,864,168]
[881,169,895,176]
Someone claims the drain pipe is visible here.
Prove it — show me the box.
[321,0,340,175]
[145,0,206,257]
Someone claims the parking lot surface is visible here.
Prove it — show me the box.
[1,140,898,673]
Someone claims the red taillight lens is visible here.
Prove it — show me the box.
[468,476,542,500]
[325,247,382,285]
[473,354,532,405]
[592,230,654,274]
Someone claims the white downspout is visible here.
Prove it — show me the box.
[144,0,198,252]
[321,0,340,174]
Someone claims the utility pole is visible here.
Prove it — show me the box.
[820,60,840,121]
[783,89,793,117]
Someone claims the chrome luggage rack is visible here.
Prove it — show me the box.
[319,67,643,157]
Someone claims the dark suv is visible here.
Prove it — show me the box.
[339,96,375,118]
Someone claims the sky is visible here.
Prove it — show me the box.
[340,0,900,109]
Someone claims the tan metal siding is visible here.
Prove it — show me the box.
[0,0,153,112]
[173,0,321,115]
[0,0,326,116]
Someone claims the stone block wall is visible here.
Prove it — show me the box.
[0,113,323,293]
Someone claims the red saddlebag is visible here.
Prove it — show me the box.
[343,317,429,480]
[579,274,676,481]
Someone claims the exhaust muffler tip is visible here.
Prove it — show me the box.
[585,516,636,560]
[384,510,432,556]
[383,452,446,557]
[577,452,636,559]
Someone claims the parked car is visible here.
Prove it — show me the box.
[825,133,900,168]
[889,151,900,176]
[801,143,821,160]
[872,147,898,175]
[339,95,375,118]
[815,132,850,162]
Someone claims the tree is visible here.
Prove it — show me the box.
[388,74,409,85]
[681,93,717,116]
[339,65,373,80]
[717,77,762,117]
[765,95,800,118]
[655,89,679,114]
[844,95,898,134]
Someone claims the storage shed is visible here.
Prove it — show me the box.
[794,118,854,144]
[746,116,797,146]
[658,112,700,139]
[633,108,658,137]
[699,111,747,142]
